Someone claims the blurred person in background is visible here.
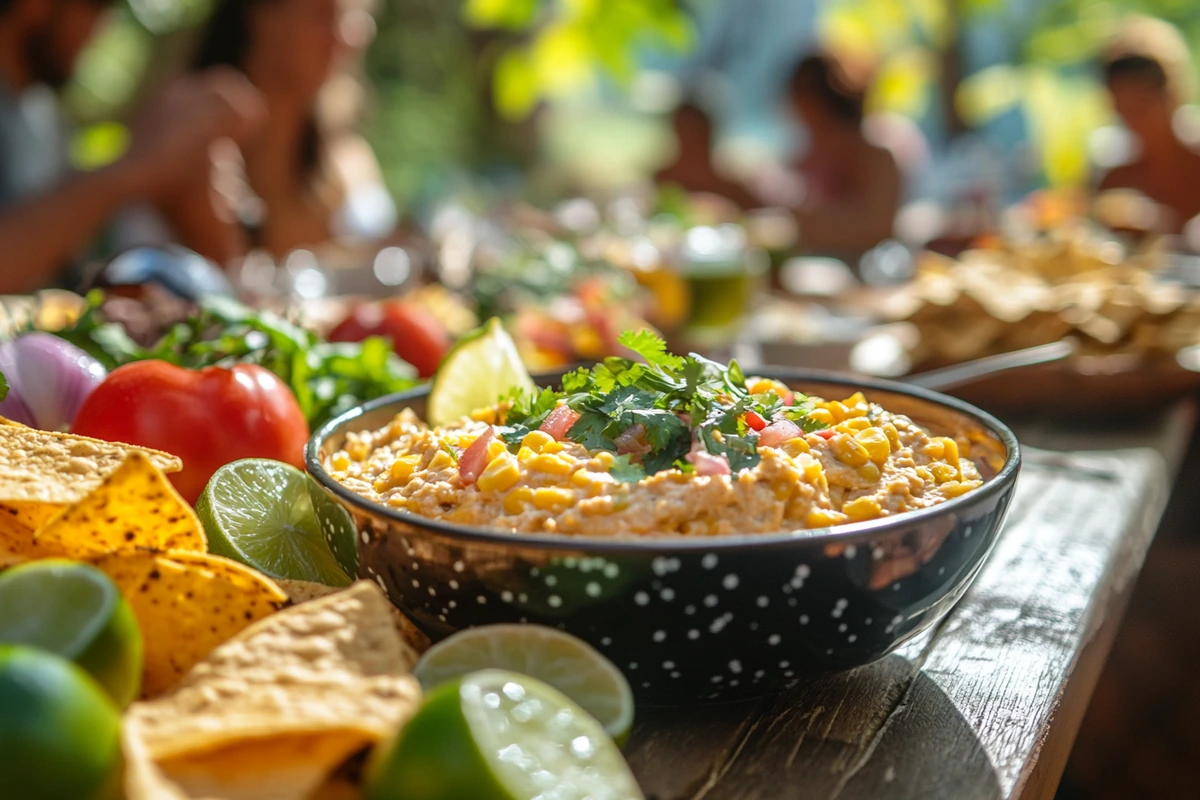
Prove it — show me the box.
[1097,16,1200,234]
[784,52,901,260]
[654,101,760,211]
[152,0,395,263]
[0,0,264,292]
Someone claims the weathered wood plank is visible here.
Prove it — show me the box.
[626,404,1193,800]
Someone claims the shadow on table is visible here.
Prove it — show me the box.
[626,654,1002,800]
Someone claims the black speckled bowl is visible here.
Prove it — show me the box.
[307,370,1020,703]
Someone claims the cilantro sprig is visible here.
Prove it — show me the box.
[501,331,823,482]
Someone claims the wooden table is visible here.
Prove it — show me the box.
[625,403,1195,800]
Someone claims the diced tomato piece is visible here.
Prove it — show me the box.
[744,411,767,432]
[758,419,803,448]
[539,405,582,441]
[815,428,835,440]
[458,427,495,485]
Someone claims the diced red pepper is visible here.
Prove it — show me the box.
[815,429,835,440]
[744,411,767,432]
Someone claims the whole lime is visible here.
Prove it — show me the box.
[0,644,123,800]
[0,560,143,708]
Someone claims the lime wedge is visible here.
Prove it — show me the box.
[413,624,634,744]
[366,670,643,800]
[0,560,142,708]
[0,644,123,800]
[197,459,353,587]
[427,317,536,427]
[306,472,359,578]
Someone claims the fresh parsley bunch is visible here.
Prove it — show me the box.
[500,330,825,483]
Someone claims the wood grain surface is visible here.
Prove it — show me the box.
[626,405,1194,800]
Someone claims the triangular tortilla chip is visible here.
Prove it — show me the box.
[90,550,287,696]
[36,452,206,556]
[124,582,420,800]
[0,424,181,505]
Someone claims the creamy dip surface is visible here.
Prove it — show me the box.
[329,390,983,538]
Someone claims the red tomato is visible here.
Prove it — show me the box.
[744,411,767,432]
[329,301,450,378]
[72,361,309,503]
[815,429,836,440]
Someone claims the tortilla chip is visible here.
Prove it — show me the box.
[164,733,370,800]
[90,550,287,696]
[35,452,206,557]
[274,579,422,668]
[0,424,182,504]
[124,582,420,800]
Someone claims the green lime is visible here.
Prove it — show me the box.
[306,472,359,578]
[427,317,536,427]
[366,670,643,800]
[0,560,142,708]
[197,459,353,587]
[0,644,123,800]
[414,624,634,744]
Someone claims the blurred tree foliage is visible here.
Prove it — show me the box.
[59,0,1200,205]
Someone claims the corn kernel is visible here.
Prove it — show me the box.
[330,452,350,471]
[842,417,872,431]
[346,439,369,461]
[805,508,847,528]
[856,463,881,482]
[935,437,960,468]
[807,407,834,425]
[486,439,508,460]
[516,446,537,464]
[541,441,564,454]
[533,487,576,511]
[748,378,790,400]
[924,438,945,460]
[529,453,573,476]
[843,495,883,520]
[826,401,849,423]
[916,466,935,484]
[427,450,455,472]
[941,479,980,498]
[503,486,534,514]
[930,463,958,484]
[521,430,555,453]
[571,470,599,489]
[389,455,421,482]
[802,459,825,486]
[855,428,891,464]
[782,437,810,457]
[830,434,870,467]
[470,406,499,423]
[882,423,901,449]
[477,453,520,493]
[372,479,389,493]
[594,451,616,469]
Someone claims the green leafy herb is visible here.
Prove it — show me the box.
[500,330,820,479]
[609,454,646,484]
[51,292,418,428]
[0,369,7,401]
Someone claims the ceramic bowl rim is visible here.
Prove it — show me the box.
[306,367,1021,554]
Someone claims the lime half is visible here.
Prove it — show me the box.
[197,459,353,587]
[413,624,634,743]
[0,644,123,800]
[367,670,643,800]
[0,560,142,708]
[427,317,536,427]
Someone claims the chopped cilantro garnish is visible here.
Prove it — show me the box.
[500,331,821,478]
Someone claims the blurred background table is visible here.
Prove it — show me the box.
[625,402,1194,800]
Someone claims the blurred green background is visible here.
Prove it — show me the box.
[64,0,1200,212]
